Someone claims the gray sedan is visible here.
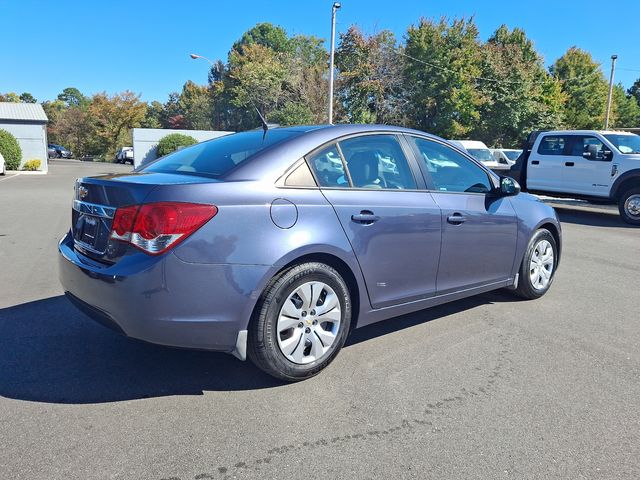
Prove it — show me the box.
[59,125,561,381]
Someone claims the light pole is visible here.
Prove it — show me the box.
[328,2,341,124]
[190,53,215,67]
[604,54,618,130]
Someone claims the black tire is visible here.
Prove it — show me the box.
[247,262,352,382]
[618,187,640,226]
[512,228,558,300]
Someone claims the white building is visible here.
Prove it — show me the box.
[0,102,49,172]
[132,128,232,168]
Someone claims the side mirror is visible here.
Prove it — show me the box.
[499,176,521,196]
[583,144,601,160]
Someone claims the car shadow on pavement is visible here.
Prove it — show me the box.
[555,207,634,228]
[0,291,517,404]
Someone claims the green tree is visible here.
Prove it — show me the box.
[271,102,315,125]
[156,133,197,157]
[19,92,37,103]
[611,84,640,128]
[628,78,640,107]
[475,25,565,147]
[57,87,89,108]
[141,100,164,128]
[335,27,406,124]
[178,81,213,130]
[550,47,608,129]
[228,43,288,120]
[232,22,291,54]
[89,91,147,157]
[0,129,22,170]
[0,92,20,102]
[404,17,485,138]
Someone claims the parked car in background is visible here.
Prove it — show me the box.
[59,124,561,381]
[48,145,57,159]
[48,143,73,159]
[491,148,522,166]
[115,147,134,165]
[0,151,5,175]
[505,130,640,225]
[449,140,508,170]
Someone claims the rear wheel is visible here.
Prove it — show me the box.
[512,229,558,300]
[248,262,352,381]
[618,187,640,225]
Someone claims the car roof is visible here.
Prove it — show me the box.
[539,130,637,136]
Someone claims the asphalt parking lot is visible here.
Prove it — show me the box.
[1,160,639,480]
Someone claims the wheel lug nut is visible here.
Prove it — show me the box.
[298,322,304,328]
[301,311,307,317]
[312,320,318,325]
[305,327,311,333]
[310,310,316,316]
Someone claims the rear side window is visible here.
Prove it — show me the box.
[141,130,302,178]
[568,136,605,157]
[537,136,567,155]
[306,144,349,188]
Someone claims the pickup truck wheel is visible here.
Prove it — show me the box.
[618,188,640,225]
[512,229,557,300]
[247,262,352,382]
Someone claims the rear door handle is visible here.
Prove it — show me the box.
[565,161,574,166]
[351,210,380,225]
[447,213,466,225]
[531,160,540,165]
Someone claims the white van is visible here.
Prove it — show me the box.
[449,140,508,170]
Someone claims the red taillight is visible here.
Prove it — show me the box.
[109,202,217,255]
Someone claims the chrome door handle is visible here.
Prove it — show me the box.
[447,213,466,225]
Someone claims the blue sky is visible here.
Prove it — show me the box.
[2,0,640,103]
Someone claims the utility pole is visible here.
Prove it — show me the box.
[328,2,341,124]
[604,54,618,130]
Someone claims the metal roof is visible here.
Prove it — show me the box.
[0,102,48,122]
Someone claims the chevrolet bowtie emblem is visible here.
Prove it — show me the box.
[78,185,88,199]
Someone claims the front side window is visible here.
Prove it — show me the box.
[337,134,417,189]
[410,137,492,194]
[569,136,605,157]
[537,136,567,156]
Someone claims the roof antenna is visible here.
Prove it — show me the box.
[254,106,269,139]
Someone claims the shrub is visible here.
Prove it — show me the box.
[0,129,22,170]
[22,159,41,171]
[156,133,197,157]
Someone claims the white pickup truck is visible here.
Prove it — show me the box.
[506,130,640,225]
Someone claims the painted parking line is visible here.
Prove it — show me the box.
[0,173,20,182]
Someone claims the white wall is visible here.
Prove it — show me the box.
[0,122,48,172]
[132,128,232,168]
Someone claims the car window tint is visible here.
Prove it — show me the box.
[538,136,567,155]
[338,135,417,190]
[569,136,605,157]
[306,144,349,188]
[141,130,302,178]
[410,137,492,194]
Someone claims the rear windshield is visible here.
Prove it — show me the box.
[467,148,493,162]
[140,130,302,178]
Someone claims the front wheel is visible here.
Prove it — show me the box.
[618,187,640,226]
[248,262,352,382]
[512,229,558,300]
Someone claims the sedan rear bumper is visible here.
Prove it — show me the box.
[58,231,269,353]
